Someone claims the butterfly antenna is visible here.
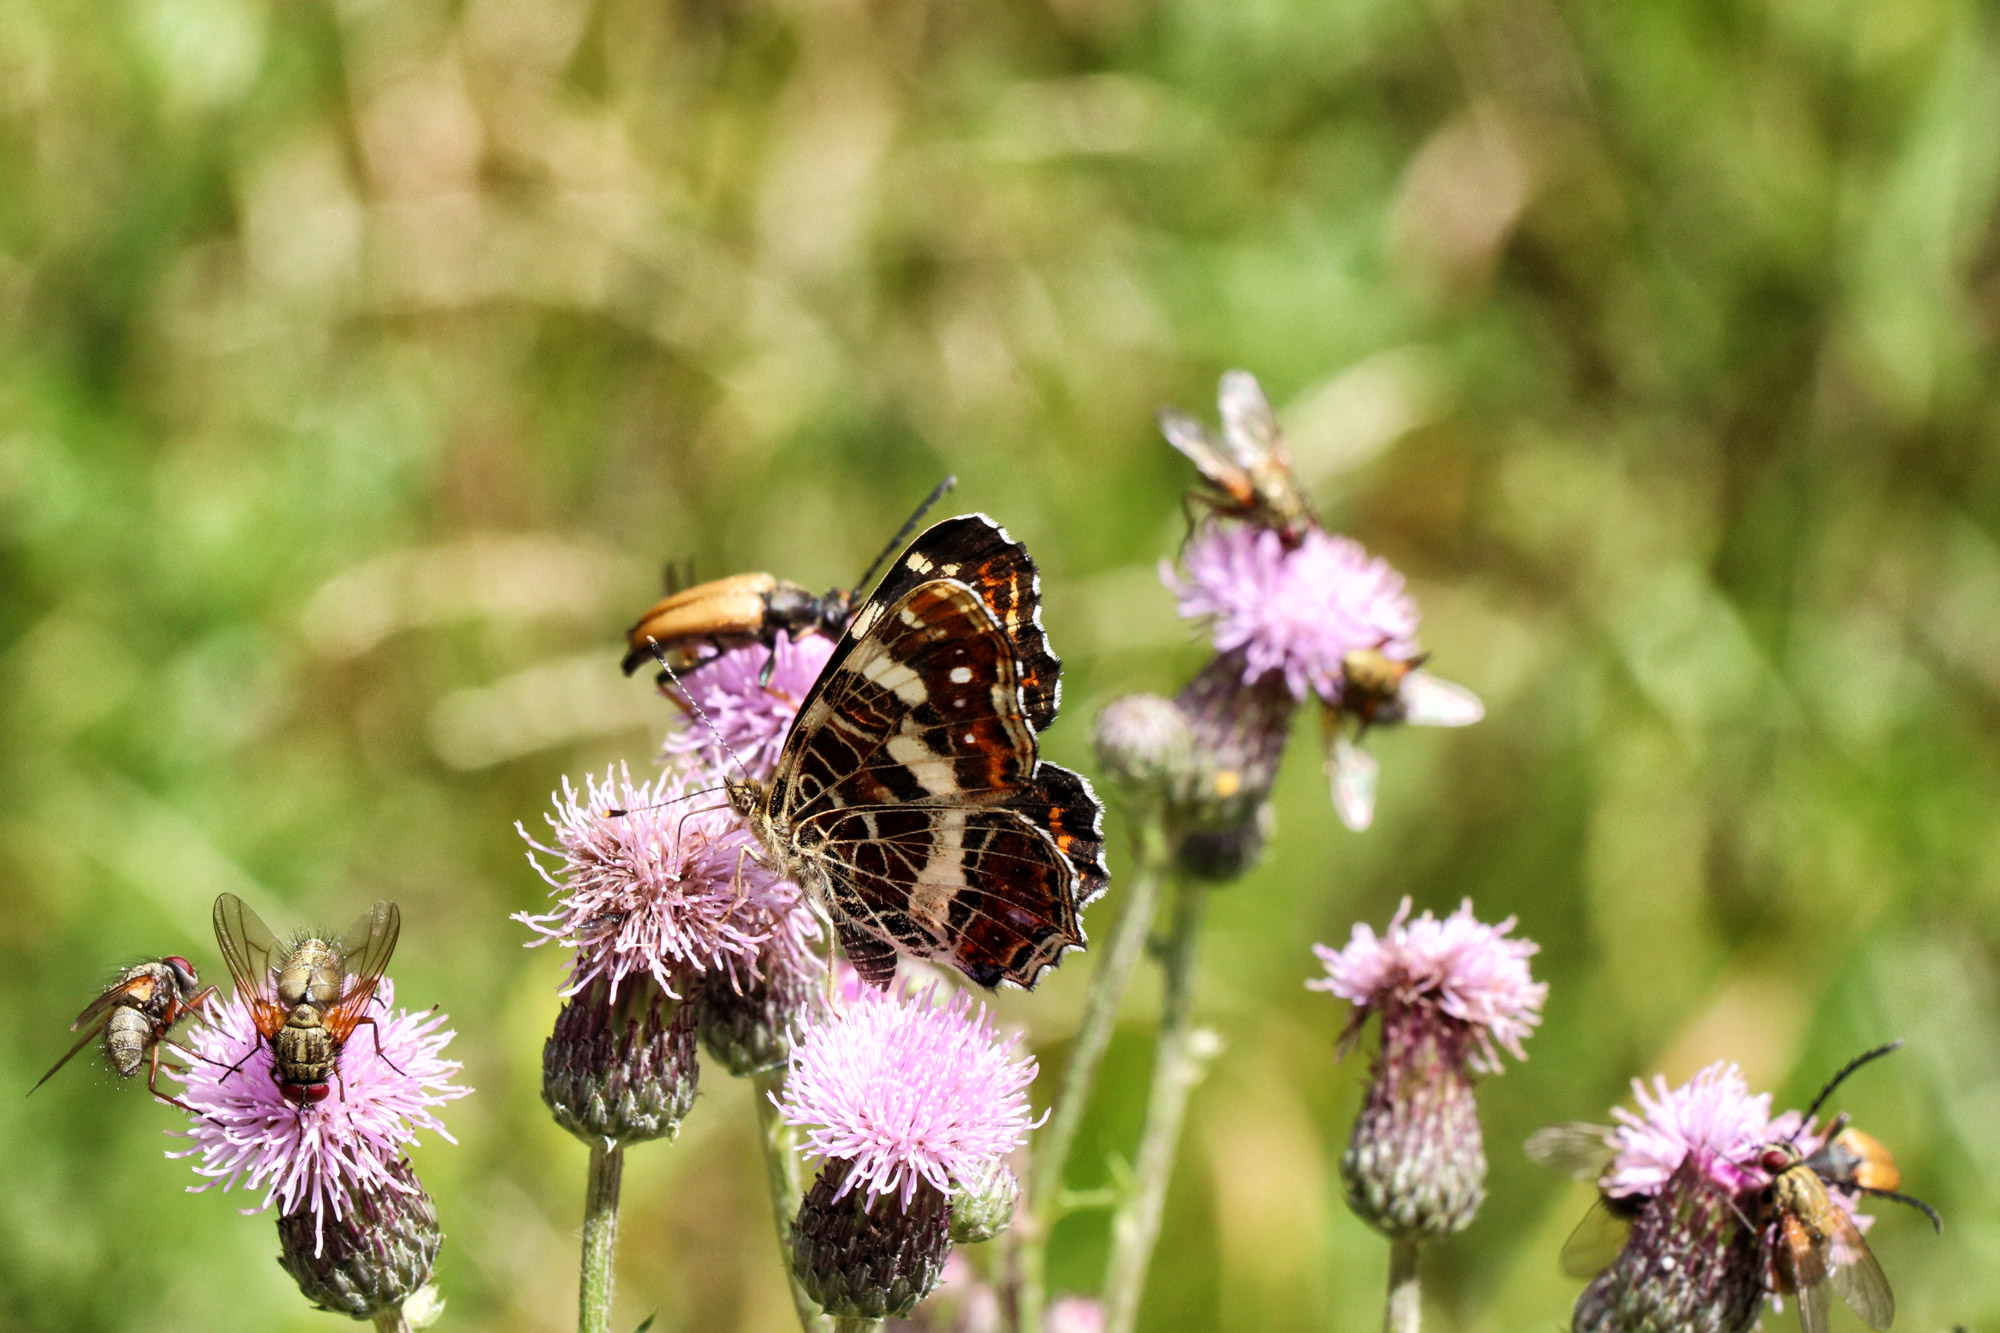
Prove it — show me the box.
[849,474,958,597]
[643,637,754,782]
[1796,1039,1905,1135]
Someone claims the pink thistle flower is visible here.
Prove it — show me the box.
[778,986,1040,1209]
[1604,1062,1776,1198]
[1046,1295,1106,1333]
[169,979,467,1251]
[516,763,807,999]
[1311,896,1546,1072]
[1165,523,1419,703]
[660,631,835,779]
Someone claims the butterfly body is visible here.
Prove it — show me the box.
[729,515,1106,990]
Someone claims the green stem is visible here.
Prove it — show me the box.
[1012,810,1171,1333]
[1385,1238,1422,1333]
[754,1068,833,1333]
[1100,874,1213,1333]
[371,1310,412,1333]
[831,1319,883,1333]
[579,1141,623,1333]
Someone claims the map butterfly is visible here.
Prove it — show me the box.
[726,514,1107,989]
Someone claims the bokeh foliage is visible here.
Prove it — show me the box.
[3,0,1999,1327]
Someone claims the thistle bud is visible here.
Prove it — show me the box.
[276,1156,443,1320]
[1091,694,1195,795]
[699,925,826,1078]
[1573,1155,1764,1333]
[1312,899,1545,1239]
[793,1157,953,1320]
[542,975,699,1146]
[948,1160,1020,1244]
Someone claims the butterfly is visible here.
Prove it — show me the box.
[1158,370,1316,540]
[725,514,1107,989]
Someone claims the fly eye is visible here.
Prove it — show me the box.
[1760,1148,1789,1173]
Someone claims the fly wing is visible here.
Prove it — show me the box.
[326,901,401,1040]
[1558,1197,1632,1280]
[1824,1210,1894,1331]
[1782,1213,1834,1333]
[1159,408,1255,505]
[1328,735,1379,831]
[1399,671,1485,728]
[1218,369,1285,470]
[1526,1123,1619,1181]
[212,893,287,1036]
[29,975,160,1095]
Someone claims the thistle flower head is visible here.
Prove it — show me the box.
[1310,896,1546,1072]
[659,630,835,779]
[170,980,467,1251]
[516,763,805,999]
[778,986,1040,1209]
[1604,1062,1776,1198]
[1165,523,1419,704]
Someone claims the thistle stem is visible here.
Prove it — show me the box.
[1100,873,1212,1333]
[1012,811,1171,1333]
[831,1319,883,1333]
[754,1067,832,1333]
[371,1311,412,1333]
[1385,1238,1422,1333]
[579,1140,623,1333]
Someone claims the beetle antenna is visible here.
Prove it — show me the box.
[644,637,754,782]
[1858,1185,1943,1233]
[848,475,957,597]
[1795,1040,1905,1136]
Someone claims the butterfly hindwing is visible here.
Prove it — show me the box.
[850,514,1060,734]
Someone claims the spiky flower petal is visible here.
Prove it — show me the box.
[516,763,805,999]
[659,630,835,779]
[778,986,1039,1209]
[1166,523,1419,704]
[170,980,467,1251]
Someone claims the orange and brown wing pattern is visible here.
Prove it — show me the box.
[851,514,1061,734]
[770,573,1103,990]
[326,900,401,1042]
[213,892,289,1039]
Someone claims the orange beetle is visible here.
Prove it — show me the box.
[621,477,956,686]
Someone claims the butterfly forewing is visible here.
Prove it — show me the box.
[326,900,401,1041]
[851,515,1061,734]
[212,892,288,1037]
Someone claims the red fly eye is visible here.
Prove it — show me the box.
[1760,1147,1790,1173]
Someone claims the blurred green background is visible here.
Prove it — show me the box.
[4,0,1998,1327]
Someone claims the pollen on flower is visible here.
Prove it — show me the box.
[515,763,807,999]
[1310,897,1545,1072]
[168,980,467,1250]
[1604,1062,1776,1198]
[1165,522,1419,703]
[777,986,1040,1209]
[659,630,836,779]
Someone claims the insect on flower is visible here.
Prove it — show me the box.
[726,514,1107,990]
[30,956,216,1114]
[622,476,957,686]
[1158,370,1316,541]
[211,893,401,1105]
[1758,1041,1939,1333]
[1322,647,1483,832]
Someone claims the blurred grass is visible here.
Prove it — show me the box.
[3,0,2000,1328]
